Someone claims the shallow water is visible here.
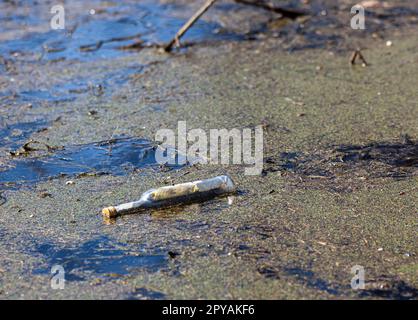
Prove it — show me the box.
[0,119,48,150]
[1,0,418,300]
[0,137,185,189]
[0,0,243,63]
[33,235,168,281]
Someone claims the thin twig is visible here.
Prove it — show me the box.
[164,0,218,52]
[80,32,146,52]
[349,50,358,65]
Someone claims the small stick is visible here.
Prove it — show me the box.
[350,49,368,66]
[164,0,217,52]
[102,175,236,218]
[349,50,358,65]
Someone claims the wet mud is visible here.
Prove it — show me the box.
[263,137,418,191]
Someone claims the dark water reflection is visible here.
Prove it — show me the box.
[0,137,184,189]
[33,235,168,281]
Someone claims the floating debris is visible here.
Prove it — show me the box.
[102,175,236,218]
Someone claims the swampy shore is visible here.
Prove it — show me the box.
[0,0,417,299]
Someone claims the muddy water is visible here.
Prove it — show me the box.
[0,138,163,189]
[33,235,168,282]
[0,0,243,62]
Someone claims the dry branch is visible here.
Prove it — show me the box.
[164,0,218,52]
